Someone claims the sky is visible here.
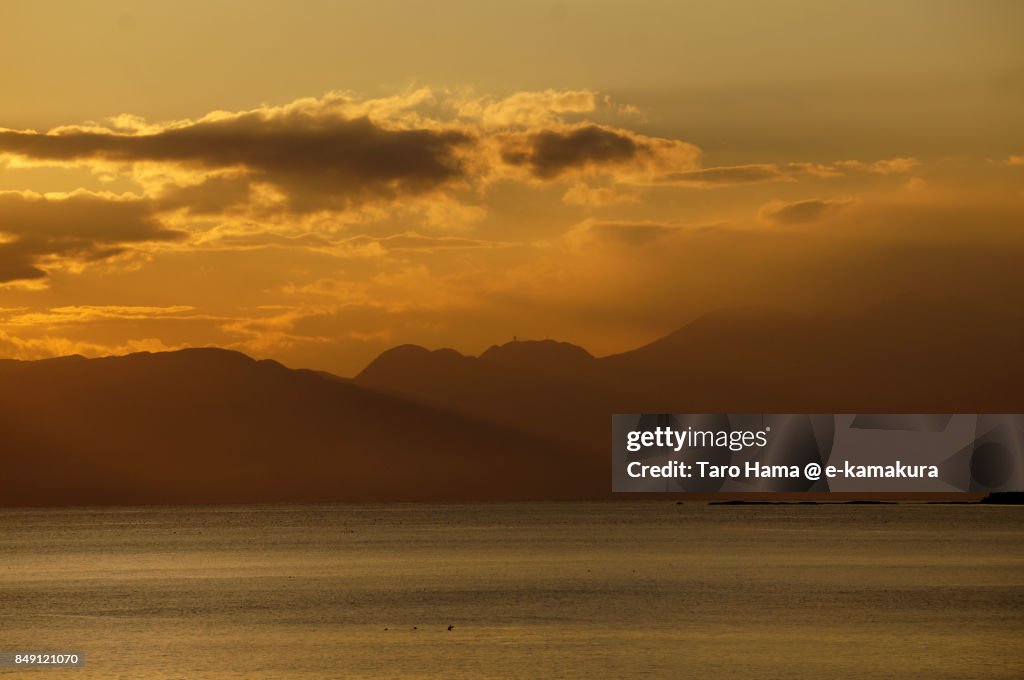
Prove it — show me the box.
[1,0,1022,375]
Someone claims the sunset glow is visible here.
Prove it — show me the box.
[2,1,1022,374]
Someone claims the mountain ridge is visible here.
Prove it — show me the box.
[4,298,1022,506]
[0,347,601,506]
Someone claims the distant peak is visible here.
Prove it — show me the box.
[652,305,801,341]
[479,339,593,366]
[116,347,256,364]
[355,344,470,381]
[373,344,467,362]
[36,354,89,364]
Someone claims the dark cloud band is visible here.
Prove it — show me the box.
[0,114,474,213]
[0,192,181,283]
[502,125,643,179]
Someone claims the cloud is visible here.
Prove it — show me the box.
[661,158,923,187]
[0,330,180,360]
[759,197,857,225]
[346,232,508,252]
[0,90,707,223]
[500,124,700,180]
[785,162,846,178]
[0,191,182,283]
[502,125,638,179]
[1,305,201,326]
[0,240,47,283]
[836,157,920,174]
[566,219,685,248]
[457,89,599,128]
[561,182,639,206]
[661,163,790,186]
[0,103,474,213]
[157,174,255,215]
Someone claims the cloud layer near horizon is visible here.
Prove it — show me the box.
[1,88,1022,374]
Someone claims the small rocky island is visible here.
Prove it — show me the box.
[980,491,1024,504]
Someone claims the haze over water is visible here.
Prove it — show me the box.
[2,502,1021,679]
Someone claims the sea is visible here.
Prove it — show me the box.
[1,502,1021,679]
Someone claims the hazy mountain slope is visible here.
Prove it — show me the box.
[0,348,603,506]
[603,296,1024,411]
[355,297,1024,455]
[354,340,637,451]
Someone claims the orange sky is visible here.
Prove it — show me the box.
[1,1,1023,375]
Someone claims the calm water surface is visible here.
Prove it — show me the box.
[1,502,1021,679]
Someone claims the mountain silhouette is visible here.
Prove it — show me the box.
[599,295,1024,412]
[0,348,602,506]
[356,340,624,451]
[480,339,594,370]
[357,296,1024,454]
[3,295,1022,506]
